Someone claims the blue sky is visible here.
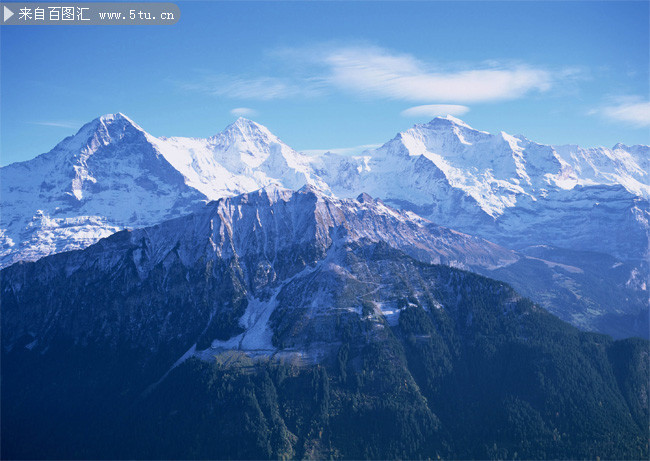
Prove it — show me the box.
[1,1,648,165]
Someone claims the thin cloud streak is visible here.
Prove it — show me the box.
[180,44,557,105]
[181,74,323,100]
[29,121,79,129]
[595,99,650,127]
[401,104,470,118]
[321,46,551,103]
[230,107,258,117]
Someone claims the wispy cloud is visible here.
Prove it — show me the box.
[401,104,469,118]
[230,107,258,117]
[181,74,322,100]
[180,44,558,106]
[29,120,79,129]
[318,46,552,103]
[302,143,382,156]
[591,97,650,127]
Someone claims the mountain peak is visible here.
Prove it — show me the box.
[54,112,146,156]
[222,117,274,137]
[232,116,257,126]
[356,192,374,203]
[89,112,144,132]
[83,112,143,136]
[212,117,281,148]
[206,118,291,169]
[426,115,474,130]
[98,112,136,124]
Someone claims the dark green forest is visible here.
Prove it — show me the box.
[3,280,648,459]
[2,243,648,459]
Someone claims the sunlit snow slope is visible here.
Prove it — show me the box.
[1,115,325,267]
[313,116,649,260]
[2,113,647,269]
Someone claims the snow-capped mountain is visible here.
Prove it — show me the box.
[3,113,647,268]
[0,114,325,268]
[312,116,649,260]
[2,114,648,335]
[0,113,206,268]
[148,117,326,199]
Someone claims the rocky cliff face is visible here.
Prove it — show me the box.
[0,115,324,268]
[0,114,206,268]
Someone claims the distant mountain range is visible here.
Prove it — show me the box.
[314,116,648,261]
[1,113,647,337]
[2,113,647,268]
